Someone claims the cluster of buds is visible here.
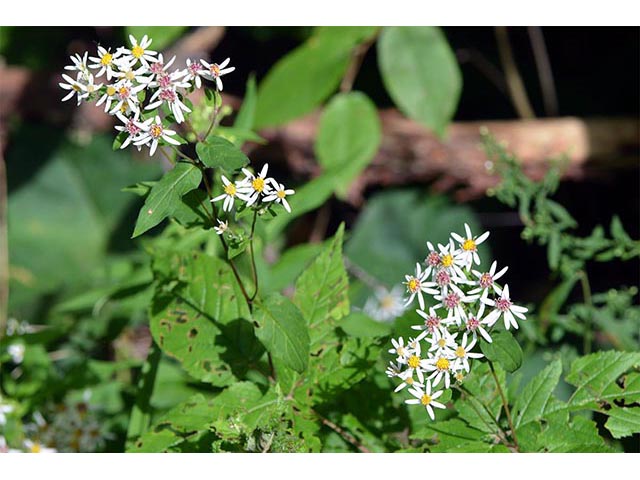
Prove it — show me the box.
[387,223,528,420]
[59,34,235,156]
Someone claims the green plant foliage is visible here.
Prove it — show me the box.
[254,294,310,373]
[315,91,381,197]
[512,359,562,428]
[196,136,250,171]
[132,162,202,238]
[480,332,523,373]
[377,26,462,136]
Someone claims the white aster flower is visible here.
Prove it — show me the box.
[385,361,403,378]
[238,164,273,206]
[59,73,85,105]
[8,343,25,364]
[424,241,442,278]
[200,58,235,91]
[64,51,89,76]
[134,115,181,156]
[146,53,176,81]
[437,240,467,280]
[262,180,295,213]
[0,402,14,426]
[78,73,103,102]
[403,263,439,310]
[394,367,423,393]
[483,284,528,331]
[210,175,250,212]
[428,328,458,356]
[146,87,191,124]
[388,337,411,364]
[464,304,493,343]
[214,219,228,235]
[120,34,157,67]
[23,439,57,454]
[114,111,145,150]
[112,59,151,86]
[452,332,483,372]
[183,58,205,89]
[468,260,508,304]
[404,380,446,420]
[424,352,455,389]
[413,307,443,334]
[108,81,146,115]
[88,46,119,80]
[451,223,490,270]
[364,285,406,322]
[433,283,479,326]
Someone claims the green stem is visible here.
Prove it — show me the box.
[488,361,520,451]
[454,384,511,447]
[249,210,259,301]
[578,270,593,354]
[204,96,222,140]
[126,339,162,448]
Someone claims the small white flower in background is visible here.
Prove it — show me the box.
[23,439,57,454]
[134,115,181,156]
[8,343,25,364]
[120,34,157,67]
[452,223,490,270]
[403,263,439,310]
[200,58,235,91]
[211,175,249,213]
[364,285,406,322]
[468,260,508,304]
[262,180,295,213]
[484,284,528,330]
[183,58,204,89]
[214,219,228,235]
[238,164,273,206]
[452,332,483,372]
[404,380,446,421]
[89,46,119,80]
[0,401,14,426]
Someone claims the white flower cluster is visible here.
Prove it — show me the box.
[387,223,528,420]
[211,163,295,218]
[59,34,235,156]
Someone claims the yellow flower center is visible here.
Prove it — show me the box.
[455,346,466,358]
[435,357,450,371]
[420,394,432,406]
[455,372,465,382]
[441,254,453,267]
[125,70,135,81]
[438,338,446,348]
[380,295,395,310]
[101,53,112,65]
[405,377,414,385]
[106,86,116,96]
[150,124,163,138]
[224,183,237,196]
[252,177,265,192]
[132,45,144,58]
[462,239,476,251]
[276,190,286,199]
[210,64,221,76]
[31,442,41,453]
[72,84,81,92]
[396,347,405,357]
[408,355,421,369]
[87,84,95,93]
[119,86,128,96]
[407,278,420,293]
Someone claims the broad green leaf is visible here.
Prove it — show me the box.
[513,359,562,428]
[170,188,211,229]
[196,136,250,171]
[431,441,510,453]
[537,415,614,453]
[294,224,349,348]
[604,407,640,439]
[132,162,202,238]
[254,27,377,128]
[377,26,461,136]
[122,181,156,197]
[125,26,187,50]
[234,74,258,132]
[344,190,485,286]
[411,418,486,443]
[254,293,310,373]
[149,252,251,386]
[455,362,505,434]
[262,241,328,294]
[315,91,381,197]
[564,351,640,410]
[480,331,523,373]
[339,312,392,338]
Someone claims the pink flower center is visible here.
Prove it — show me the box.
[425,315,441,332]
[210,63,220,76]
[435,270,450,287]
[426,252,441,267]
[188,62,201,75]
[466,317,479,331]
[444,292,460,309]
[126,121,140,135]
[150,62,164,74]
[496,297,512,312]
[480,273,493,289]
[159,89,177,102]
[117,86,130,100]
[157,74,172,89]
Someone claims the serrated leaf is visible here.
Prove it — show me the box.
[604,406,640,439]
[538,415,614,453]
[411,418,486,443]
[132,162,202,238]
[480,331,523,373]
[293,224,349,349]
[315,91,381,197]
[196,136,249,171]
[455,362,505,434]
[513,359,562,428]
[377,26,461,136]
[254,293,310,373]
[564,351,640,410]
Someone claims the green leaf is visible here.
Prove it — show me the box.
[315,91,381,197]
[149,252,251,386]
[513,359,562,428]
[254,293,310,373]
[234,74,258,132]
[604,407,640,439]
[455,362,506,434]
[339,312,392,338]
[548,229,561,270]
[262,241,328,294]
[122,181,156,197]
[132,162,202,238]
[196,136,250,171]
[377,26,461,136]
[480,331,523,373]
[411,418,486,443]
[610,215,632,243]
[564,351,640,410]
[125,26,187,50]
[294,224,349,348]
[254,27,376,128]
[537,415,614,453]
[170,188,211,229]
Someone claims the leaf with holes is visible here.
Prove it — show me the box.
[254,293,310,374]
[132,162,202,238]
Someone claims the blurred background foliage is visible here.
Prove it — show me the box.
[0,26,638,452]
